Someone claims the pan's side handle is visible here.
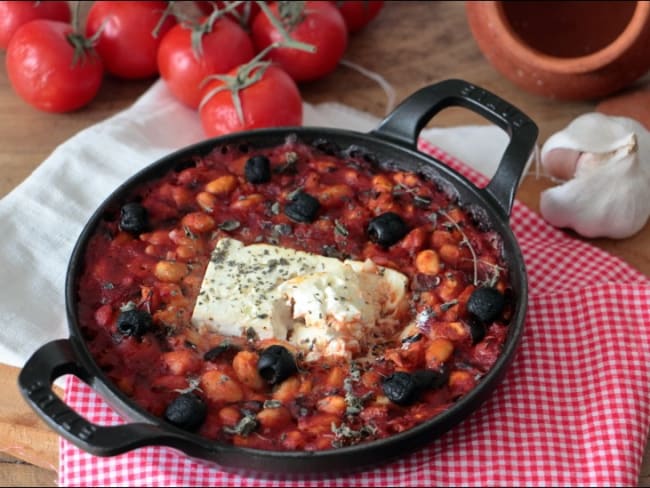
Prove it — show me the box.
[371,79,538,219]
[18,339,195,457]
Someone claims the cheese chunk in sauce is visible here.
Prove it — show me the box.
[191,238,408,359]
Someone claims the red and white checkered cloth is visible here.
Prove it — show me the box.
[59,142,650,487]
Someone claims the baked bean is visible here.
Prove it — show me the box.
[162,350,201,376]
[230,193,264,210]
[298,413,339,435]
[206,175,238,195]
[316,436,337,450]
[154,260,188,282]
[398,226,428,253]
[226,156,247,175]
[181,212,216,233]
[415,249,440,275]
[168,228,192,246]
[431,321,470,343]
[171,186,194,207]
[196,191,217,212]
[141,230,172,246]
[257,406,292,431]
[176,245,195,259]
[371,174,393,193]
[386,340,426,370]
[437,272,463,302]
[201,371,244,403]
[419,291,440,307]
[431,229,457,248]
[282,430,306,450]
[232,350,265,391]
[325,366,345,390]
[425,338,454,368]
[342,168,361,186]
[218,406,241,427]
[449,370,476,398]
[368,193,400,214]
[361,370,382,389]
[392,171,419,187]
[317,184,353,207]
[272,376,301,403]
[446,207,465,224]
[317,395,346,416]
[439,243,461,265]
[177,167,204,185]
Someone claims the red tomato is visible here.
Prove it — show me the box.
[0,0,70,49]
[199,64,302,137]
[6,20,103,112]
[333,1,384,33]
[251,1,348,82]
[86,1,176,79]
[158,16,255,109]
[195,1,261,27]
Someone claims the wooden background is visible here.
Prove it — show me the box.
[1,1,649,485]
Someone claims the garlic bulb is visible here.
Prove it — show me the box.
[539,113,650,239]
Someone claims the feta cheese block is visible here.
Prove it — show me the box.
[191,237,408,359]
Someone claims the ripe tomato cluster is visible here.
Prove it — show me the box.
[2,1,384,137]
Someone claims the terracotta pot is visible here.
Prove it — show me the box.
[466,1,650,101]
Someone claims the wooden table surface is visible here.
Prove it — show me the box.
[1,2,649,486]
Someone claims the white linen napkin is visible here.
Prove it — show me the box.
[0,80,509,368]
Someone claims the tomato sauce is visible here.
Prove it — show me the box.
[76,136,513,451]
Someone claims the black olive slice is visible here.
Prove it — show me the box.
[367,212,409,247]
[203,342,242,361]
[467,319,486,344]
[382,371,418,406]
[413,366,449,390]
[382,367,449,406]
[119,202,148,235]
[257,345,298,385]
[244,155,272,184]
[284,191,320,223]
[467,286,505,324]
[164,393,207,431]
[116,309,152,338]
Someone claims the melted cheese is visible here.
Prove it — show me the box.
[191,238,408,359]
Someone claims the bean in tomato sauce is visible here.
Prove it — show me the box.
[76,136,514,451]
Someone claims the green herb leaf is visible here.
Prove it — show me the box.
[223,413,258,436]
[334,219,349,237]
[218,220,241,232]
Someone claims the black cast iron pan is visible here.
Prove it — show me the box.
[18,79,538,477]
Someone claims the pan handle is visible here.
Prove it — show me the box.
[18,339,199,457]
[371,79,538,219]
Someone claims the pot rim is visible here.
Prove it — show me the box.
[490,0,650,74]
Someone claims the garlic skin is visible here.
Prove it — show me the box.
[539,113,650,239]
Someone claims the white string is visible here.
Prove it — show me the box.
[338,58,397,116]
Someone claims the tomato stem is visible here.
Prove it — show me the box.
[255,1,315,53]
[277,0,306,29]
[152,1,177,38]
[190,0,245,60]
[66,1,100,67]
